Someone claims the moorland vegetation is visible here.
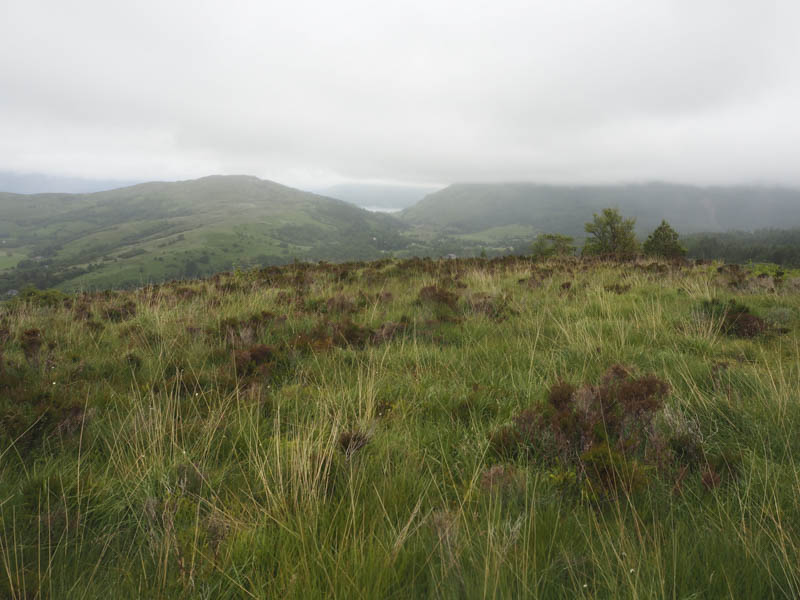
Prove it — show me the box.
[1,253,800,597]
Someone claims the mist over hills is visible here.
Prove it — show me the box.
[400,182,800,236]
[317,183,442,210]
[0,170,140,194]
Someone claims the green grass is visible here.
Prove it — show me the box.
[0,251,24,271]
[1,256,800,597]
[453,224,540,243]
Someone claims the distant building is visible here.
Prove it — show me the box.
[446,254,457,260]
[5,289,19,297]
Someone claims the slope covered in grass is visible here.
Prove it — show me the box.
[1,257,800,597]
[0,175,409,293]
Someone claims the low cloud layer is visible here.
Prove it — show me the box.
[2,0,799,188]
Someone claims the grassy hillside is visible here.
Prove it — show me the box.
[0,176,409,293]
[2,256,800,597]
[400,182,800,236]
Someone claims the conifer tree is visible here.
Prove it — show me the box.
[643,220,686,258]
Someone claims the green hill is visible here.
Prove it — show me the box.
[400,182,800,236]
[0,175,409,292]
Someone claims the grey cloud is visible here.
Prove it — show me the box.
[1,0,799,188]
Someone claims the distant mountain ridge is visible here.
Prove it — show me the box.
[401,182,800,236]
[0,170,140,194]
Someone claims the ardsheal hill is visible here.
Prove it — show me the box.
[0,175,409,292]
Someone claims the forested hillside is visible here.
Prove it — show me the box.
[684,228,800,266]
[401,183,800,235]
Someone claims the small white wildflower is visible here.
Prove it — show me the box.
[630,568,635,574]
[583,584,588,589]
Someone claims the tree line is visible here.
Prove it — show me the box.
[531,208,686,260]
[682,229,800,267]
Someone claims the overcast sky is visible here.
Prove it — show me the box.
[1,0,799,189]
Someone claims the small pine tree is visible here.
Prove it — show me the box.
[643,220,686,258]
[582,208,639,258]
[531,234,576,259]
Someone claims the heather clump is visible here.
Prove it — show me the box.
[7,287,69,309]
[518,276,541,288]
[371,321,407,344]
[338,429,369,458]
[233,344,278,378]
[20,328,43,367]
[717,264,749,289]
[101,300,137,322]
[72,301,93,320]
[418,285,459,312]
[604,282,631,294]
[291,321,334,353]
[701,299,768,338]
[330,319,373,348]
[490,367,673,498]
[325,294,356,314]
[218,316,259,347]
[467,293,515,322]
[173,286,199,302]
